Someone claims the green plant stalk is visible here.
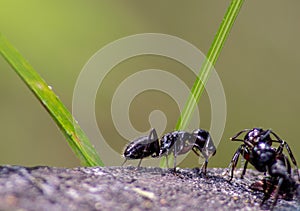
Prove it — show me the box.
[0,34,104,167]
[160,0,245,168]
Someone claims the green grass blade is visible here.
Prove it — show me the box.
[160,0,245,167]
[0,33,104,167]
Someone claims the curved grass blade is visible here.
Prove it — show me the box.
[0,33,104,167]
[160,0,245,168]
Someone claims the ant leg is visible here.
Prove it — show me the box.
[240,160,248,179]
[173,156,177,173]
[121,158,128,166]
[268,131,286,147]
[227,145,243,181]
[137,158,143,168]
[230,129,251,141]
[271,177,283,210]
[192,147,208,175]
[192,148,200,156]
[260,177,270,207]
[261,180,275,208]
[260,178,270,206]
[149,128,158,141]
[269,130,283,143]
[149,128,160,157]
[282,155,292,175]
[262,177,267,193]
[270,131,300,181]
[284,143,300,181]
[260,129,271,141]
[201,159,208,176]
[165,155,169,168]
[173,146,177,173]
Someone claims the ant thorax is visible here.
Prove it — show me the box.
[159,131,196,156]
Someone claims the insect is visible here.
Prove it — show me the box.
[228,128,300,209]
[122,128,216,175]
[227,128,299,181]
[249,141,299,209]
[155,128,216,175]
[250,175,300,209]
[122,128,160,167]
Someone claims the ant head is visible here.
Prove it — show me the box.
[123,143,141,159]
[245,128,271,145]
[193,129,209,142]
[193,129,216,157]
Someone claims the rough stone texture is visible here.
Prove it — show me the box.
[0,165,299,211]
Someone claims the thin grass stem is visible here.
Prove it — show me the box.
[160,0,245,168]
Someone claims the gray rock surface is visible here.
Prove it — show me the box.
[0,165,299,211]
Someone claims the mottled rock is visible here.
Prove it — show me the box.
[0,166,298,211]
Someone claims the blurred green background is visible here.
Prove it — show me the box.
[0,1,299,168]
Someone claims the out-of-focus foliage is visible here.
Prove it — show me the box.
[0,1,299,168]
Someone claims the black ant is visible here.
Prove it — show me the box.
[227,128,299,181]
[250,174,299,210]
[228,128,300,209]
[122,128,216,175]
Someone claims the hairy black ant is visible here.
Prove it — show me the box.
[122,128,216,175]
[228,128,300,209]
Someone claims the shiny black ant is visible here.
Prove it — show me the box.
[227,128,300,209]
[122,128,216,175]
[227,128,299,181]
[250,172,299,210]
